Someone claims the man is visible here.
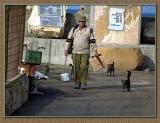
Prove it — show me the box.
[64,14,97,90]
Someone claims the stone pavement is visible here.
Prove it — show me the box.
[12,65,156,117]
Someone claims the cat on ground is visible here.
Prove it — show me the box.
[121,70,131,92]
[106,61,114,77]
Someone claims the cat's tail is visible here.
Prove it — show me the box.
[127,70,131,80]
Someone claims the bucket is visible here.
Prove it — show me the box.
[60,73,70,82]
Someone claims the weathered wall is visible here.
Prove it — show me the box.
[5,6,29,116]
[24,37,156,70]
[94,6,140,45]
[140,45,156,70]
[5,5,26,80]
[27,6,66,38]
[97,46,143,71]
[23,37,73,65]
[5,74,29,116]
[25,6,32,37]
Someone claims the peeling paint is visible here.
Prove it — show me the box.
[94,6,105,20]
[95,6,140,44]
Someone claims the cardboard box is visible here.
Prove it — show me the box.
[89,55,104,72]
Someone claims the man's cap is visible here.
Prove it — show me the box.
[76,14,87,22]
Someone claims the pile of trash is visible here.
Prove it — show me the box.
[34,71,49,80]
[33,65,49,80]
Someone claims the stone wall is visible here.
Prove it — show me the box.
[5,5,26,80]
[5,74,29,116]
[27,6,66,38]
[23,37,73,65]
[24,37,156,70]
[94,6,140,44]
[140,45,156,70]
[96,46,143,71]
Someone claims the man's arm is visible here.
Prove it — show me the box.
[64,28,74,56]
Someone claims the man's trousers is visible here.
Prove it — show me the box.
[72,53,90,85]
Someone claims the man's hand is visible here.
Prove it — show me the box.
[64,50,68,56]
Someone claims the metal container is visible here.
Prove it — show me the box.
[25,49,42,65]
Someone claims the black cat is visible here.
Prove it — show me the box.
[121,70,131,92]
[106,61,114,76]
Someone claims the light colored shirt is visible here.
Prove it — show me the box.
[65,26,97,55]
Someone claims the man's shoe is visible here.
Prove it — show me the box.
[74,83,81,89]
[74,86,80,89]
[81,83,87,90]
[82,87,87,90]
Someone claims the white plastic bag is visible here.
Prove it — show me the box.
[34,71,43,79]
[60,73,70,82]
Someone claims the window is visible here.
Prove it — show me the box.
[140,5,156,44]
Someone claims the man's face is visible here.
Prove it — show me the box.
[78,21,86,28]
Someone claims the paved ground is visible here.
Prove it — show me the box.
[12,65,156,117]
